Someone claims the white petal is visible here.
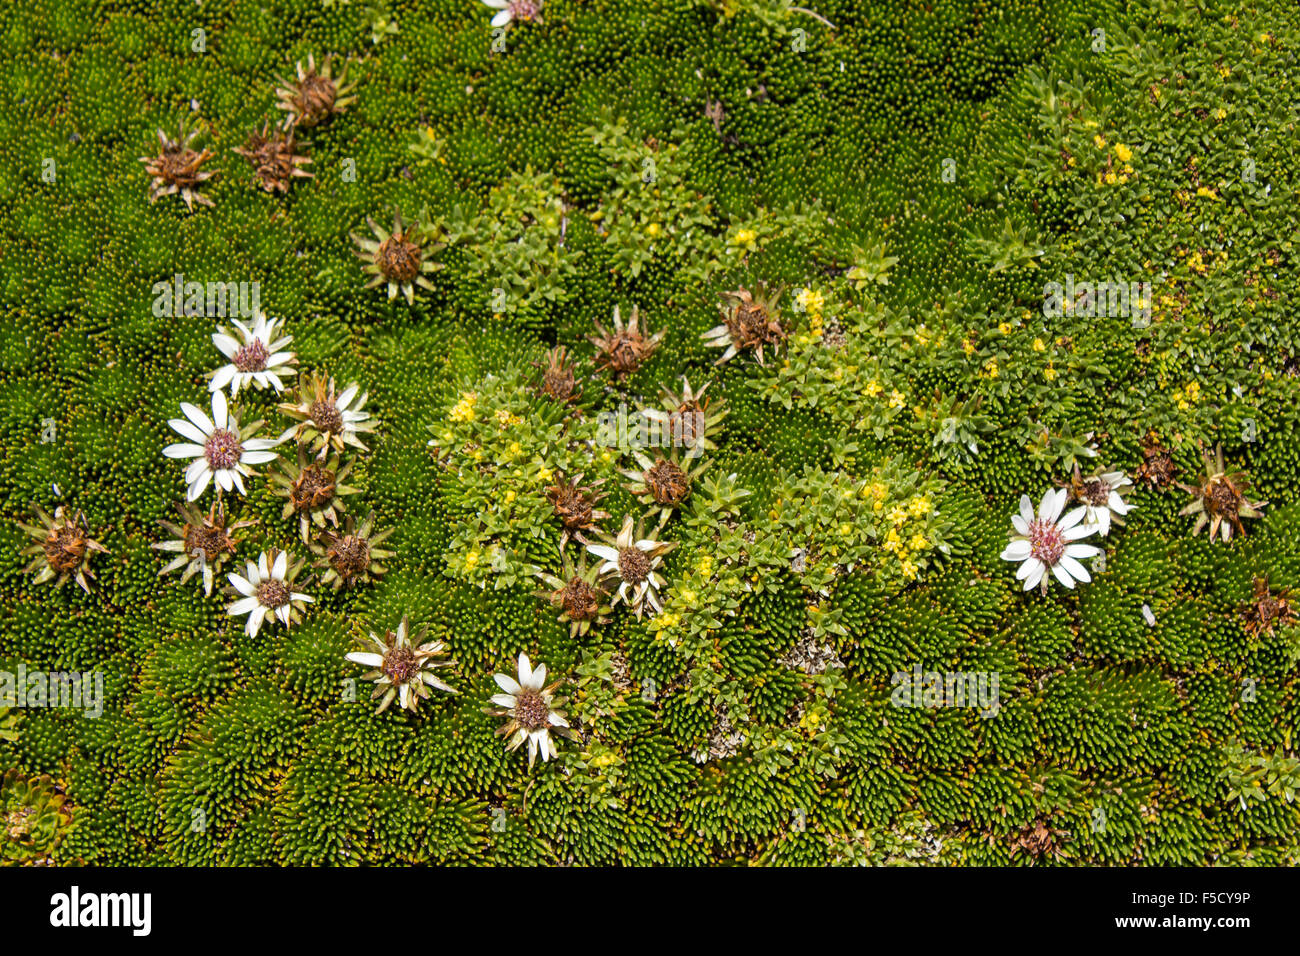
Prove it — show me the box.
[1019,495,1036,525]
[1011,515,1029,536]
[1059,555,1091,583]
[1063,522,1095,541]
[347,652,384,667]
[1064,543,1100,559]
[1001,539,1032,561]
[187,469,212,501]
[211,390,229,429]
[229,573,255,597]
[494,673,521,695]
[169,418,209,444]
[1051,563,1076,589]
[228,596,260,615]
[490,693,517,708]
[163,442,204,459]
[1016,557,1042,581]
[1058,505,1087,531]
[517,653,533,687]
[210,365,237,390]
[181,402,213,434]
[213,333,240,357]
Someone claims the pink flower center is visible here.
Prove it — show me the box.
[510,0,540,20]
[233,339,270,372]
[1028,519,1065,566]
[204,428,243,470]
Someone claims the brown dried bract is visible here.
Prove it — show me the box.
[233,122,313,194]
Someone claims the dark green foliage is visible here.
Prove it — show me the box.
[2,0,1299,866]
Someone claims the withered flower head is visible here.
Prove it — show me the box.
[139,121,219,212]
[310,512,394,590]
[271,445,357,542]
[278,372,376,458]
[232,121,313,194]
[621,447,711,521]
[589,305,664,379]
[154,501,254,595]
[351,209,445,305]
[1240,576,1296,638]
[703,282,788,365]
[274,54,357,129]
[545,472,610,548]
[1134,433,1178,490]
[642,377,727,457]
[1177,445,1267,543]
[532,346,583,406]
[19,505,110,594]
[1011,819,1070,862]
[535,549,612,638]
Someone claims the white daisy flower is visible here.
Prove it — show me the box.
[485,653,576,768]
[585,515,676,619]
[482,0,543,29]
[346,616,457,714]
[1068,465,1136,536]
[209,312,296,396]
[226,548,313,637]
[1001,488,1101,594]
[163,390,279,501]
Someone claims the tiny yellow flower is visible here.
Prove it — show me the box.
[1094,134,1107,149]
[449,391,479,423]
[504,490,517,504]
[888,505,908,526]
[1033,337,1046,352]
[865,380,883,398]
[889,390,906,409]
[731,228,757,251]
[910,533,928,551]
[465,550,480,568]
[1044,365,1057,382]
[998,321,1012,335]
[908,496,930,517]
[1113,143,1133,162]
[796,288,825,314]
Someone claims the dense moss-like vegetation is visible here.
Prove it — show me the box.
[2,0,1299,865]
